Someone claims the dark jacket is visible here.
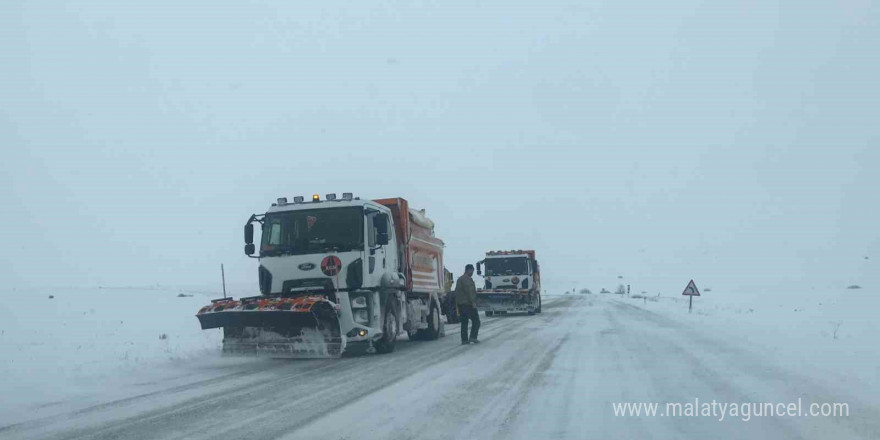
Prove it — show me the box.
[454,274,477,306]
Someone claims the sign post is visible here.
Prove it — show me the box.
[681,279,700,313]
[221,264,227,297]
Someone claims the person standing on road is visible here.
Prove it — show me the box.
[455,264,480,345]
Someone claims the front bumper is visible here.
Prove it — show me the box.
[475,289,536,312]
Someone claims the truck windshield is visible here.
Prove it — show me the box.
[484,257,529,276]
[260,207,364,256]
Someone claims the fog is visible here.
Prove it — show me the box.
[2,0,877,296]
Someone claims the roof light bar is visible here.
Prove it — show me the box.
[312,194,320,202]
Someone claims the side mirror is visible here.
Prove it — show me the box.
[377,232,389,246]
[375,213,389,245]
[375,213,388,234]
[476,261,482,276]
[244,223,254,244]
[245,243,255,255]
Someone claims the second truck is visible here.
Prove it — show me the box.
[476,250,542,316]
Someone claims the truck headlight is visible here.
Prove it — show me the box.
[354,309,369,324]
[350,295,367,308]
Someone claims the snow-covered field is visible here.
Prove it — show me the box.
[1,285,878,439]
[0,286,227,425]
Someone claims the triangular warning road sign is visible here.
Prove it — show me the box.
[682,279,700,296]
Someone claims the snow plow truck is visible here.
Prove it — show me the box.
[196,194,447,358]
[476,250,542,316]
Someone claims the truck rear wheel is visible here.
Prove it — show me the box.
[417,303,441,340]
[537,295,542,314]
[485,311,494,317]
[374,303,398,354]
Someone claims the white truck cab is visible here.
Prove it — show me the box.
[475,250,542,316]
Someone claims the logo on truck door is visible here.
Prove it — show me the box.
[298,263,316,271]
[321,256,342,276]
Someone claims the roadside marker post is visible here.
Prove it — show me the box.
[221,264,227,297]
[681,279,700,313]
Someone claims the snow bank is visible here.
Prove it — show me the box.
[0,286,227,425]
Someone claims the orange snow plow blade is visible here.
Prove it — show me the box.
[196,295,344,358]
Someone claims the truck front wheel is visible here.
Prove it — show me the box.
[374,304,398,354]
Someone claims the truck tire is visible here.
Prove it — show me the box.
[536,295,542,314]
[417,303,441,340]
[445,299,460,324]
[485,311,494,317]
[374,302,398,354]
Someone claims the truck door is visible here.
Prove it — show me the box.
[531,259,540,290]
[366,212,389,286]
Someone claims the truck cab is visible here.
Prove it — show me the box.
[252,195,400,297]
[479,253,538,291]
[475,250,542,316]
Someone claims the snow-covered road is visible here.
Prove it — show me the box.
[2,295,877,439]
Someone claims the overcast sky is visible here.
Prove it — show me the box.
[2,0,877,296]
